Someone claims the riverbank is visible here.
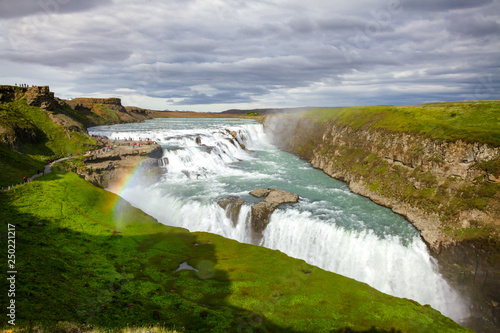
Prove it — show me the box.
[263,102,500,331]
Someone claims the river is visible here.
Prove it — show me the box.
[88,117,469,323]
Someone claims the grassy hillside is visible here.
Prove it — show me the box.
[0,98,97,187]
[0,171,470,333]
[56,102,120,128]
[305,101,500,146]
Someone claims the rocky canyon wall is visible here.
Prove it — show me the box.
[264,113,500,330]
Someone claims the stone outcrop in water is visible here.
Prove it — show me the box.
[225,129,249,151]
[216,188,299,243]
[217,196,245,227]
[250,188,299,241]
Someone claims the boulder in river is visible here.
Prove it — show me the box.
[217,188,299,243]
[217,196,245,227]
[225,129,249,151]
[250,188,299,242]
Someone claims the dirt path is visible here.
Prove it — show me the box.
[2,138,159,191]
[1,156,75,191]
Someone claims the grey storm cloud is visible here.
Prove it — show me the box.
[0,0,499,111]
[5,42,132,67]
[404,0,494,11]
[447,15,500,37]
[0,0,113,19]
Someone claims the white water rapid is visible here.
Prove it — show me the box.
[89,118,469,323]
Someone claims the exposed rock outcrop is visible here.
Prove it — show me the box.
[217,196,245,227]
[0,85,16,102]
[264,115,500,251]
[250,188,299,242]
[0,85,59,110]
[65,97,152,125]
[0,121,41,148]
[216,188,299,243]
[225,129,249,151]
[75,142,163,189]
[25,86,58,110]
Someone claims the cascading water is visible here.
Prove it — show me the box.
[89,118,469,323]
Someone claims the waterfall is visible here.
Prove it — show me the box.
[262,210,466,320]
[89,118,469,323]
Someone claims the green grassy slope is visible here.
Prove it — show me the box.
[59,103,121,127]
[305,101,500,146]
[0,99,97,187]
[0,172,470,332]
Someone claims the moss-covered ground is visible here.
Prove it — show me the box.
[305,101,500,146]
[0,172,470,332]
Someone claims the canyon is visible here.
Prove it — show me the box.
[264,111,500,330]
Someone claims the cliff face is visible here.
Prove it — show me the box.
[64,97,153,125]
[0,86,91,148]
[264,113,500,330]
[25,86,59,110]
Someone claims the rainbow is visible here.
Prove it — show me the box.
[108,163,145,223]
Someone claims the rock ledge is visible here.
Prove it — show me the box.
[250,188,299,242]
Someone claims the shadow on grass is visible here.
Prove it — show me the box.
[0,190,279,332]
[0,180,402,333]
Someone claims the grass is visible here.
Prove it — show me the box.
[92,104,121,123]
[7,323,179,332]
[0,171,470,332]
[0,142,46,188]
[304,101,500,146]
[0,98,97,188]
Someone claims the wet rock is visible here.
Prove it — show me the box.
[217,196,245,226]
[250,188,271,197]
[266,189,299,204]
[225,129,249,151]
[251,201,278,235]
[250,188,299,242]
[250,188,299,204]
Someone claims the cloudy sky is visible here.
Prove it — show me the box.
[0,0,499,112]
